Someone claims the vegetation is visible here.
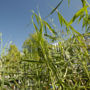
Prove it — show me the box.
[0,0,90,90]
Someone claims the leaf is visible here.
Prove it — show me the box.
[58,13,63,27]
[78,13,85,23]
[44,21,57,35]
[44,24,47,34]
[68,7,85,26]
[35,13,40,26]
[22,60,44,63]
[44,34,57,42]
[81,0,86,7]
[57,12,67,26]
[69,25,81,35]
[57,11,81,35]
[32,15,39,33]
[45,0,63,18]
[68,0,70,7]
[39,15,43,35]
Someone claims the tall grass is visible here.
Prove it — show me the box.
[0,0,90,89]
[29,10,90,89]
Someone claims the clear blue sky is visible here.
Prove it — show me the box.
[0,0,90,51]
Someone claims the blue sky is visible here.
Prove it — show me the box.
[0,0,90,51]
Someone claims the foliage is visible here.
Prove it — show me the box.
[0,0,90,90]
